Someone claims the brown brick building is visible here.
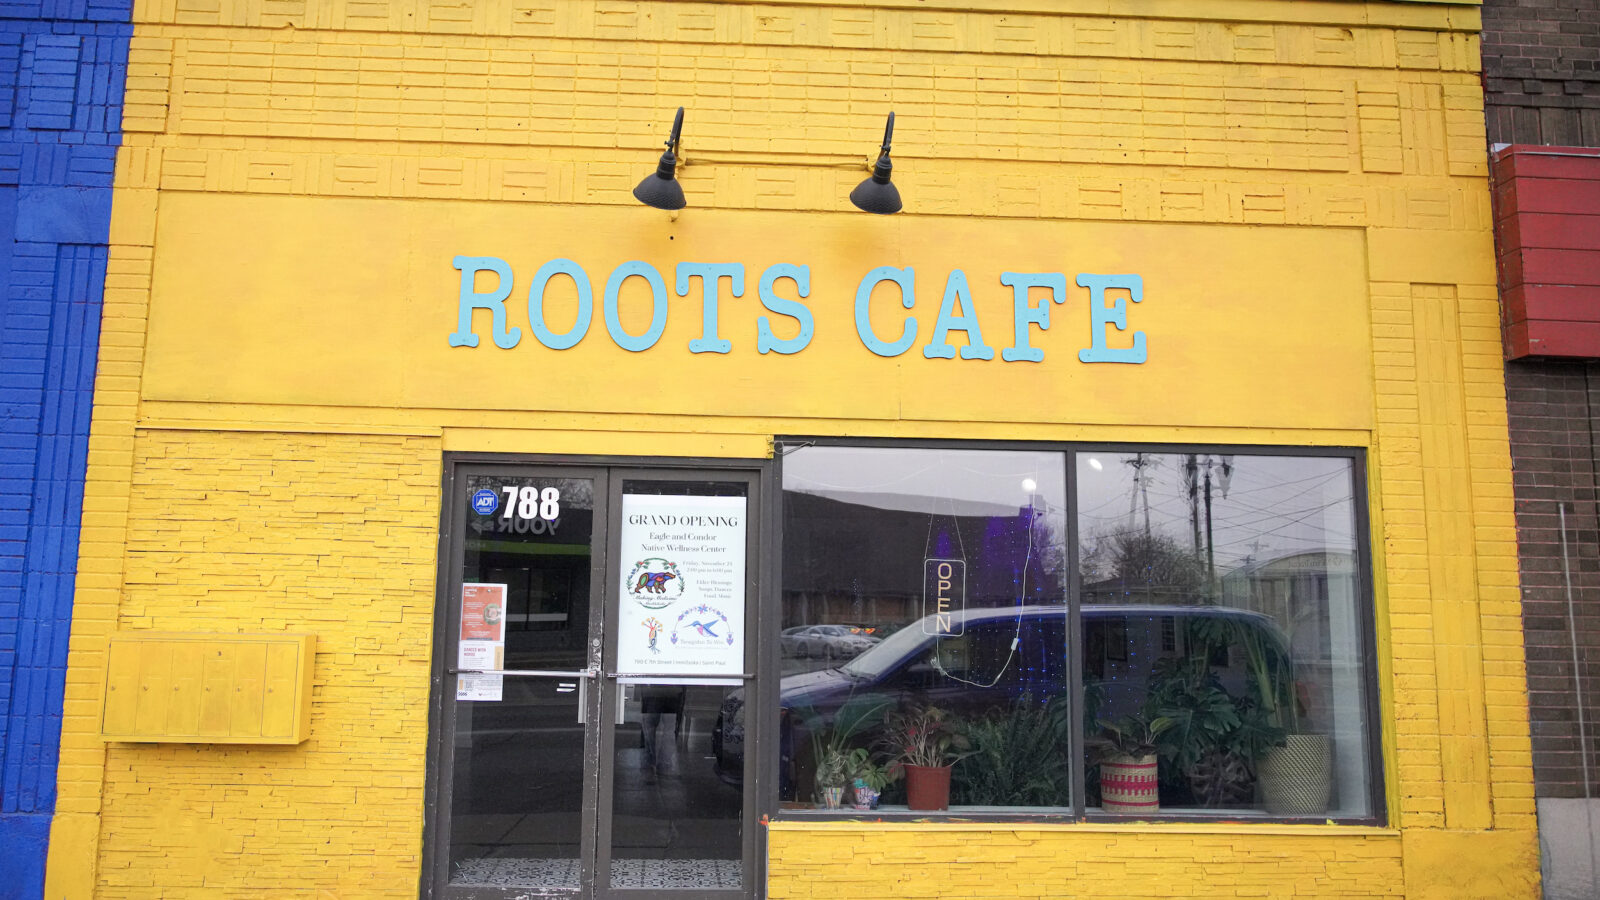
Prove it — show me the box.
[1485,1,1600,897]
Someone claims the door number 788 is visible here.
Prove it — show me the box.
[502,486,560,521]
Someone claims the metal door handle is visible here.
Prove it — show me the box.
[448,668,595,724]
[449,667,598,678]
[607,672,754,679]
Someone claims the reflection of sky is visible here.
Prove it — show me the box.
[781,446,1069,603]
[1076,452,1355,570]
[782,445,1067,511]
[781,446,1355,574]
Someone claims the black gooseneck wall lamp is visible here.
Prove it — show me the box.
[632,107,904,213]
[850,111,902,215]
[633,106,687,211]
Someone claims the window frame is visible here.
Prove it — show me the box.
[765,437,1387,827]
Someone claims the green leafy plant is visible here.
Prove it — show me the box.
[1146,652,1285,807]
[1147,655,1241,772]
[800,697,891,790]
[953,695,1074,806]
[1186,615,1298,731]
[881,704,972,770]
[850,751,897,792]
[1097,711,1176,760]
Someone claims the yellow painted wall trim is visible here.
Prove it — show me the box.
[136,402,1378,449]
[442,428,773,459]
[767,819,1404,837]
[130,0,1483,33]
[137,418,443,438]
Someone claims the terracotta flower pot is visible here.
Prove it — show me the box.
[903,764,953,811]
[1100,753,1159,814]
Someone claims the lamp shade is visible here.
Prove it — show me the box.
[850,173,901,215]
[633,155,685,210]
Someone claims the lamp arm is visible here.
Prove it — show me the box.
[668,106,684,154]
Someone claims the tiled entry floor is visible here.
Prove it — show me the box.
[453,857,743,889]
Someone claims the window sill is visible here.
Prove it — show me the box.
[768,807,1393,835]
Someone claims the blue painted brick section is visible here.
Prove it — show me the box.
[0,0,129,892]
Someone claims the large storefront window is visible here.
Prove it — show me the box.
[1077,451,1373,818]
[775,443,1378,821]
[779,446,1071,810]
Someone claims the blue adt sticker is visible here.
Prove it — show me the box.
[472,489,499,515]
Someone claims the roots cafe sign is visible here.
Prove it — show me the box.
[447,256,1147,364]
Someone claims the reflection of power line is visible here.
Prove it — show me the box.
[1205,472,1349,518]
[1213,467,1346,498]
[1079,461,1340,514]
[1208,498,1352,531]
[1081,491,1191,524]
[1208,499,1357,550]
[1083,468,1347,525]
[1211,528,1354,551]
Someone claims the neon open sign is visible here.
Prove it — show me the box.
[923,558,967,636]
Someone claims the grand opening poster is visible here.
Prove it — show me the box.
[616,493,746,679]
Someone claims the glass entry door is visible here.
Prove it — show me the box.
[431,464,760,900]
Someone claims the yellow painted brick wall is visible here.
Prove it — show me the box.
[45,0,1541,897]
[98,430,441,898]
[768,825,1408,899]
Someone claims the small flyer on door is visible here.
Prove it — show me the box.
[457,582,507,701]
[617,494,746,678]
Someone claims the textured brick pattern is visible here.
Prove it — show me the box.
[1367,279,1536,834]
[1483,0,1600,145]
[89,430,440,898]
[767,826,1407,899]
[0,1,129,894]
[1504,361,1600,800]
[47,0,1541,897]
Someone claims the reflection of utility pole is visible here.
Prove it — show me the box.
[1185,456,1202,555]
[1125,453,1154,536]
[1186,454,1234,600]
[1204,466,1216,592]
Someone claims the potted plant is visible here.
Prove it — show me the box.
[882,705,970,811]
[1097,712,1174,814]
[804,698,890,810]
[1192,615,1331,814]
[1256,679,1331,815]
[812,743,853,809]
[952,694,1073,807]
[848,750,895,810]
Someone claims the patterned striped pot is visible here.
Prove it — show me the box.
[1100,753,1160,814]
[1259,733,1332,815]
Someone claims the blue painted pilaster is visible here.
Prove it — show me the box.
[0,3,130,898]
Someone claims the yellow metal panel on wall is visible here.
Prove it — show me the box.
[142,194,1373,433]
[99,633,316,744]
[197,644,233,738]
[99,638,140,736]
[165,641,204,737]
[260,641,299,739]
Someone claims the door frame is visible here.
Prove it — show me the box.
[594,467,763,900]
[422,453,772,900]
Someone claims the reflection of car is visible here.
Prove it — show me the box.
[780,624,881,660]
[712,604,1290,793]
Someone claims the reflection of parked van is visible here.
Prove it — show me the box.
[712,604,1291,794]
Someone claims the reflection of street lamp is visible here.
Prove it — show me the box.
[1020,478,1067,586]
[1184,454,1234,598]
